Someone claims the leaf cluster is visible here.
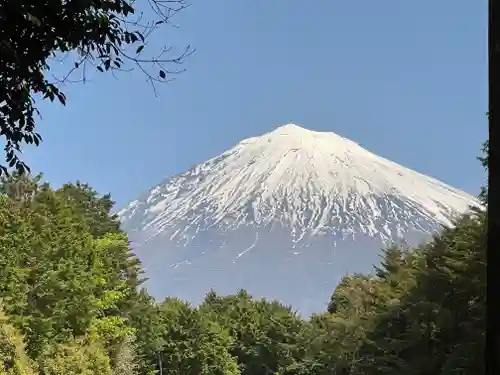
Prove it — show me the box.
[0,173,486,375]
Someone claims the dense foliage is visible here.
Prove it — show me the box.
[0,173,486,374]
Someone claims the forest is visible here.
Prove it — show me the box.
[0,162,485,375]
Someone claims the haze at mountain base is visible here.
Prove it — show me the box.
[119,124,481,315]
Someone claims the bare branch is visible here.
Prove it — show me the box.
[0,0,194,175]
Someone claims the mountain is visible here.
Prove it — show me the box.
[118,124,481,315]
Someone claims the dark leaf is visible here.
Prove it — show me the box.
[26,13,41,26]
[159,70,166,79]
[56,92,66,105]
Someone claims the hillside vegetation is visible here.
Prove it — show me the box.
[0,173,485,375]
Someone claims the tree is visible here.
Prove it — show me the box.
[478,140,489,204]
[199,290,310,375]
[0,0,193,174]
[354,214,486,375]
[0,308,37,375]
[0,175,142,359]
[0,173,47,202]
[112,335,139,375]
[0,164,488,375]
[127,290,166,375]
[57,182,122,238]
[152,298,240,375]
[39,339,112,375]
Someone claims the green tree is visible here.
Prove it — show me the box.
[200,290,310,375]
[127,290,166,375]
[0,173,47,202]
[0,175,142,359]
[355,214,486,375]
[57,182,122,238]
[0,308,37,375]
[39,339,112,375]
[478,140,489,204]
[153,298,240,375]
[112,335,139,375]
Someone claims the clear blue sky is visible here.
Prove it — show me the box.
[24,0,487,208]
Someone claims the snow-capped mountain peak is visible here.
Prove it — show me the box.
[118,124,480,245]
[118,123,481,315]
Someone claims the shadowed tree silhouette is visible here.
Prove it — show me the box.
[0,0,193,174]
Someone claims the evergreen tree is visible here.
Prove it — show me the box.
[354,214,486,375]
[0,175,142,360]
[200,290,310,375]
[57,182,122,238]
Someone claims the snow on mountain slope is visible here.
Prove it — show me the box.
[119,123,478,242]
[118,124,481,315]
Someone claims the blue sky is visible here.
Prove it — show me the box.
[24,0,487,208]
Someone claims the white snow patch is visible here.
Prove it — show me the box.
[118,123,482,245]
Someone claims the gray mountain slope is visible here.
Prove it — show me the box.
[118,124,480,315]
